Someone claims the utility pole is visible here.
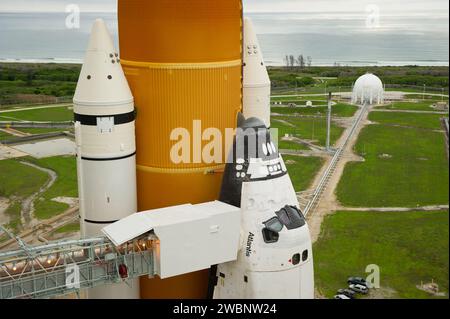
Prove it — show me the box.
[326,92,332,152]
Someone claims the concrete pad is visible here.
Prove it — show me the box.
[0,144,28,160]
[12,138,76,159]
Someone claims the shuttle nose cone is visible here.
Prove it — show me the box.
[74,19,133,107]
[242,17,271,128]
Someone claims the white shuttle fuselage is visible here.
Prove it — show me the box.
[212,18,314,299]
[73,19,139,299]
[212,117,315,299]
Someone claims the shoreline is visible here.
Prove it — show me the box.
[1,58,448,67]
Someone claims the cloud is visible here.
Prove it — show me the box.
[0,0,447,14]
[0,0,116,12]
[244,0,449,13]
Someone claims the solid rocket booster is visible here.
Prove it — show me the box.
[118,0,243,299]
[243,18,272,128]
[73,19,139,299]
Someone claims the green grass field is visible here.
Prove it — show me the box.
[54,221,80,234]
[272,116,345,148]
[23,156,78,220]
[314,210,449,299]
[0,159,50,233]
[379,101,448,112]
[370,111,446,130]
[271,95,328,102]
[0,106,73,122]
[272,103,358,118]
[337,124,449,208]
[404,94,449,101]
[0,159,48,198]
[18,128,66,135]
[283,155,324,192]
[385,87,449,93]
[278,139,310,151]
[3,201,22,233]
[0,130,13,141]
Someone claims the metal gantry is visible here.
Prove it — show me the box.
[0,230,155,299]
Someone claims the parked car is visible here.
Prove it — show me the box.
[337,288,356,299]
[349,284,369,294]
[334,294,351,299]
[347,277,367,286]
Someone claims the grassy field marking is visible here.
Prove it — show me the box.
[404,94,449,101]
[283,155,325,192]
[272,116,345,148]
[337,125,449,207]
[271,96,328,102]
[369,111,446,130]
[0,106,73,122]
[4,201,22,233]
[272,103,358,118]
[54,221,80,234]
[23,156,78,220]
[0,159,48,198]
[0,159,49,232]
[0,130,13,141]
[314,210,449,299]
[0,128,64,139]
[278,139,310,151]
[379,101,448,112]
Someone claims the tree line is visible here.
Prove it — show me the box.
[284,54,312,69]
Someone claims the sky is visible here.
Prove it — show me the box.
[0,0,448,14]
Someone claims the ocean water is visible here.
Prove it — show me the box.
[0,11,448,66]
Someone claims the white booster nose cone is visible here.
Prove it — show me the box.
[74,19,133,109]
[243,17,271,128]
[73,19,139,299]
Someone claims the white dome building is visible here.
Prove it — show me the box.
[352,73,384,105]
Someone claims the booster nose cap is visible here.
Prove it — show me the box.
[73,19,134,108]
[87,19,115,53]
[243,17,270,88]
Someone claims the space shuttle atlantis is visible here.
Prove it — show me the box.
[74,0,314,300]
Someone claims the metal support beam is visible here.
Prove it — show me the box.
[0,235,155,299]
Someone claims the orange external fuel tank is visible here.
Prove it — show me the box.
[118,0,243,298]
